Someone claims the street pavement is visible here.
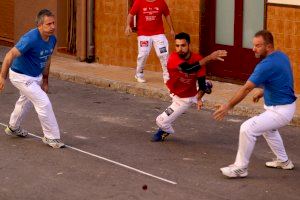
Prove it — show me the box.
[0,78,299,200]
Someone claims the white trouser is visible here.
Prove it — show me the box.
[156,94,197,134]
[234,102,296,168]
[8,69,60,139]
[136,34,169,82]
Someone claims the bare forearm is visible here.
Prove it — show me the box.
[199,55,212,66]
[42,59,51,82]
[197,90,205,100]
[126,14,133,27]
[165,15,174,31]
[0,53,14,79]
[1,47,21,79]
[227,86,252,109]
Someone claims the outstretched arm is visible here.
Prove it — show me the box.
[0,47,21,91]
[213,80,256,120]
[199,50,227,66]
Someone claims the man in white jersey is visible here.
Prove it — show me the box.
[0,9,65,148]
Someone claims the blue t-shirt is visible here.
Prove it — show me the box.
[11,28,56,77]
[249,51,297,106]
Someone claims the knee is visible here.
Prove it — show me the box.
[240,122,248,134]
[138,51,150,58]
[240,121,257,141]
[158,53,168,60]
[39,98,52,109]
[156,115,164,128]
[156,114,170,129]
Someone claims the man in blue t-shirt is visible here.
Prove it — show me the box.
[214,30,297,178]
[0,9,64,148]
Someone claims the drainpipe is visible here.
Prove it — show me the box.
[86,0,95,63]
[76,0,87,61]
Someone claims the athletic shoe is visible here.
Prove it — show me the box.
[42,137,65,148]
[265,159,294,170]
[151,128,169,142]
[135,75,146,83]
[5,126,28,137]
[220,164,248,178]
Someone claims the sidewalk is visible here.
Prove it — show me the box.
[0,44,299,126]
[50,55,300,126]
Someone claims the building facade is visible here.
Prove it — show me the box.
[0,0,299,92]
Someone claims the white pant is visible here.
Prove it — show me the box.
[136,34,169,82]
[8,69,60,139]
[234,102,296,168]
[156,94,197,134]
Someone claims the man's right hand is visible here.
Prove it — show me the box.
[0,76,5,92]
[125,26,132,36]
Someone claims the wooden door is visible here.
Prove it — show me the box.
[202,0,266,82]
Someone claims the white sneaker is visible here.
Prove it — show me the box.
[42,137,65,148]
[265,159,294,170]
[5,126,28,137]
[220,164,248,178]
[135,75,146,83]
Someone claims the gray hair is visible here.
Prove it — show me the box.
[36,9,54,26]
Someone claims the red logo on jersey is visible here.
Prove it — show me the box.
[140,41,149,47]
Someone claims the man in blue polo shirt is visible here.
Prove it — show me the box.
[0,9,64,148]
[214,30,297,178]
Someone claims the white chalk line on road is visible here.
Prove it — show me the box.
[0,122,177,185]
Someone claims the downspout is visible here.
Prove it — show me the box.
[86,0,95,63]
[77,0,87,61]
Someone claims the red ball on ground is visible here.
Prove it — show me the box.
[142,184,148,190]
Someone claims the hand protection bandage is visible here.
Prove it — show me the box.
[178,61,201,73]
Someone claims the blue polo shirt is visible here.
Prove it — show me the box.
[11,28,56,77]
[249,51,297,106]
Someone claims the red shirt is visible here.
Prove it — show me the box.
[166,52,206,98]
[130,0,170,36]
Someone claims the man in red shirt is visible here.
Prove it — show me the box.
[152,32,227,142]
[125,0,175,83]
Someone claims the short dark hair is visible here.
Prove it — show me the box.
[175,32,191,44]
[36,9,54,26]
[254,30,274,46]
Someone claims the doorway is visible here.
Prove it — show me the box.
[201,0,266,82]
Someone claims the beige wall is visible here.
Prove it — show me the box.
[267,4,300,93]
[0,0,14,42]
[57,0,68,48]
[95,0,200,72]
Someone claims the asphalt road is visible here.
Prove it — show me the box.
[0,78,299,200]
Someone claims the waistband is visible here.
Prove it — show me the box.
[11,68,24,75]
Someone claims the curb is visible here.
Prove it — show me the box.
[50,69,300,127]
